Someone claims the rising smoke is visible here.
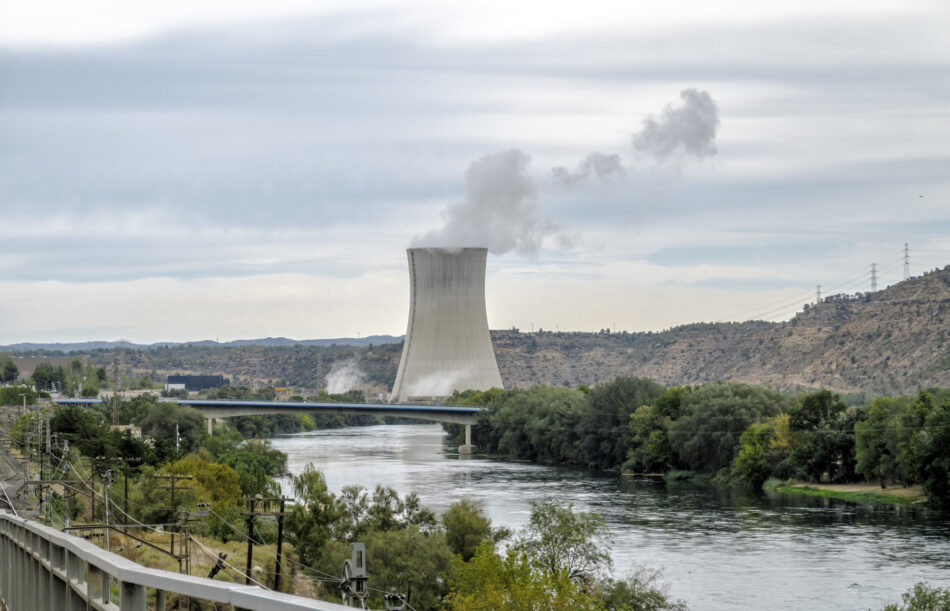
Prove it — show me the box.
[412,149,557,256]
[404,368,472,398]
[632,88,720,160]
[551,152,624,187]
[324,359,366,394]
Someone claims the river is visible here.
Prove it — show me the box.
[269,423,950,610]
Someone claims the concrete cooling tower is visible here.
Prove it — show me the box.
[390,247,503,402]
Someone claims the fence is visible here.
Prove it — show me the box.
[0,510,349,611]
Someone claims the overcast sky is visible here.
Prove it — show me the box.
[2,0,949,343]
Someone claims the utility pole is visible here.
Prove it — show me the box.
[153,474,192,563]
[904,242,911,280]
[63,456,71,528]
[104,470,113,551]
[112,356,120,427]
[245,497,257,585]
[870,263,878,292]
[273,497,290,591]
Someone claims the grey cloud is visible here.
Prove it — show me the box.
[551,152,624,187]
[413,149,558,256]
[633,89,720,160]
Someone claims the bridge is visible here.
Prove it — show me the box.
[53,398,482,454]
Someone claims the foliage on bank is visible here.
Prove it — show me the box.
[448,379,950,509]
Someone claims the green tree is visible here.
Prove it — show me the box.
[669,382,789,473]
[285,465,340,565]
[319,527,454,610]
[445,543,601,611]
[855,396,918,487]
[516,500,612,583]
[1,358,18,383]
[786,409,862,483]
[579,377,665,470]
[32,363,66,391]
[789,389,847,431]
[140,402,206,461]
[882,582,950,611]
[597,567,688,611]
[443,499,493,561]
[217,438,288,496]
[912,398,950,508]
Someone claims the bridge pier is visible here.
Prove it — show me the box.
[206,417,215,436]
[459,424,476,456]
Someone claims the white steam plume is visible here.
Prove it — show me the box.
[633,88,720,160]
[551,152,624,187]
[325,359,366,394]
[412,149,558,256]
[404,368,472,397]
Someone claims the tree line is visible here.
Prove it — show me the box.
[447,379,950,508]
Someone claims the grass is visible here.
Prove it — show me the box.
[775,482,927,506]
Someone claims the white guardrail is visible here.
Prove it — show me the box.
[0,510,349,611]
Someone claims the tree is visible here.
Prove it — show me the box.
[445,543,601,611]
[732,421,778,487]
[669,382,789,473]
[515,500,612,583]
[597,567,688,611]
[443,499,493,561]
[789,389,847,431]
[32,363,66,391]
[733,414,800,487]
[217,438,288,496]
[855,397,916,487]
[579,377,665,470]
[285,465,339,565]
[882,582,950,611]
[140,402,206,461]
[1,359,18,384]
[912,398,950,508]
[319,527,454,610]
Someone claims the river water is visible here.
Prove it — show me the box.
[270,424,950,610]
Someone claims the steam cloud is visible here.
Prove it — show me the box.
[404,368,472,397]
[325,359,366,394]
[412,149,557,256]
[633,88,720,160]
[551,152,624,187]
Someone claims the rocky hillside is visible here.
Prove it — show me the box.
[36,266,950,398]
[495,265,950,396]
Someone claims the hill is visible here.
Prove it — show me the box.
[6,267,949,397]
[494,265,950,397]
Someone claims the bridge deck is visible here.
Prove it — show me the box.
[52,398,481,424]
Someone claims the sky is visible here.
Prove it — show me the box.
[2,0,950,344]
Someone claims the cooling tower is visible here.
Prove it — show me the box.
[391,247,503,402]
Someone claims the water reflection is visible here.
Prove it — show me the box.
[270,424,950,610]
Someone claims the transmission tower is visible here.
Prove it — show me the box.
[870,263,878,292]
[816,285,821,304]
[903,242,911,280]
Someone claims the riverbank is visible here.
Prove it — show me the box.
[772,481,927,506]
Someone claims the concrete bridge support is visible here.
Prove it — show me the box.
[459,424,476,456]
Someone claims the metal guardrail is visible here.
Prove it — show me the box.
[0,510,349,611]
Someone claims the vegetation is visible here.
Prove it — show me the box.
[449,380,950,509]
[9,371,950,608]
[882,582,950,611]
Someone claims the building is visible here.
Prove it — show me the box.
[165,375,229,392]
[390,247,503,402]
